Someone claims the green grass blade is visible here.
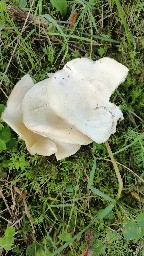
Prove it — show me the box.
[114,0,133,45]
[48,32,119,44]
[43,14,66,40]
[88,158,115,202]
[6,13,38,68]
[113,133,144,155]
[97,203,115,220]
[48,203,72,208]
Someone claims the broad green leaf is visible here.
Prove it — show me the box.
[50,0,67,16]
[137,212,144,227]
[98,47,105,57]
[0,139,6,152]
[5,226,15,239]
[0,126,11,143]
[123,219,142,241]
[18,0,27,8]
[0,227,15,251]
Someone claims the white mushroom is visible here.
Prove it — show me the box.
[1,57,129,159]
[47,57,129,143]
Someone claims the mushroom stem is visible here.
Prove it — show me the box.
[105,141,123,199]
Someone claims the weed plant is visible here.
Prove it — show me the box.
[0,0,144,255]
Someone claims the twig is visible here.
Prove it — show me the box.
[6,5,69,27]
[0,188,13,216]
[115,161,144,183]
[0,215,13,224]
[6,5,48,26]
[128,110,143,121]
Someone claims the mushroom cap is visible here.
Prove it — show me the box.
[63,57,129,100]
[47,57,128,143]
[22,78,92,145]
[1,74,34,139]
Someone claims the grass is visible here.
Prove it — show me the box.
[0,0,144,255]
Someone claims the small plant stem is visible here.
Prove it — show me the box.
[105,142,123,199]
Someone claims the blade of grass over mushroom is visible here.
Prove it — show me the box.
[105,142,123,199]
[51,203,115,256]
[114,0,133,46]
[88,157,115,202]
